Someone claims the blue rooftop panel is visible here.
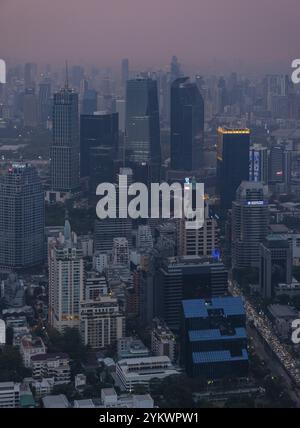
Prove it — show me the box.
[188,327,247,342]
[192,349,249,364]
[182,297,245,319]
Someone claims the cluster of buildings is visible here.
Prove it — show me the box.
[2,58,300,409]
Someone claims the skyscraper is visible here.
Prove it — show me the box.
[181,297,248,379]
[81,89,98,115]
[259,235,292,299]
[249,144,268,183]
[48,219,84,331]
[217,127,250,210]
[38,79,52,126]
[232,181,269,270]
[23,88,38,128]
[80,112,118,179]
[0,163,45,272]
[170,77,204,172]
[50,81,80,193]
[125,78,161,176]
[155,256,228,330]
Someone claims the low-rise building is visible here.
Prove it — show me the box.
[20,335,47,368]
[73,387,154,408]
[116,356,179,391]
[31,353,71,384]
[0,382,20,408]
[42,394,70,408]
[117,337,150,360]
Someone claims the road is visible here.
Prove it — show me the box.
[229,281,300,395]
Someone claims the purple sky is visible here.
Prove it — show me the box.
[1,0,299,73]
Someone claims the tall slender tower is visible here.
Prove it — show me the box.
[170,77,204,172]
[48,218,84,332]
[50,66,80,193]
[125,78,161,178]
[232,181,269,270]
[0,163,45,272]
[217,127,250,210]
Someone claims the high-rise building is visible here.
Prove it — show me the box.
[80,296,125,349]
[181,297,249,379]
[125,78,161,176]
[38,79,52,126]
[269,145,292,190]
[116,99,126,133]
[155,256,228,330]
[249,144,268,183]
[217,127,250,210]
[81,89,98,115]
[24,63,37,89]
[80,113,118,181]
[23,88,38,128]
[170,56,182,83]
[178,205,218,257]
[50,83,80,193]
[232,181,269,270]
[0,163,45,272]
[259,235,292,299]
[170,77,204,172]
[48,219,84,332]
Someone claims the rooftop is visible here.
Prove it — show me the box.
[192,349,248,364]
[182,297,245,319]
[188,327,247,342]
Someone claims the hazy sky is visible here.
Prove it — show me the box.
[1,0,299,73]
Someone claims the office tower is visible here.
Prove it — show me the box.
[178,204,218,257]
[0,163,45,272]
[249,144,268,183]
[38,79,52,126]
[48,219,84,331]
[181,297,249,379]
[50,83,80,193]
[217,127,250,211]
[259,235,292,299]
[80,295,125,350]
[170,56,182,83]
[81,89,98,115]
[170,77,204,172]
[269,145,292,189]
[89,146,115,193]
[232,181,269,270]
[155,256,228,330]
[80,112,118,178]
[121,58,129,91]
[116,99,126,133]
[94,168,133,252]
[23,88,38,128]
[24,63,37,89]
[263,74,289,111]
[125,78,161,176]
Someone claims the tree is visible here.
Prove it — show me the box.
[0,346,31,382]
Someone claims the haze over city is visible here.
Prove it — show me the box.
[1,0,300,73]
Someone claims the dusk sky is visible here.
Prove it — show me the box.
[1,0,299,73]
